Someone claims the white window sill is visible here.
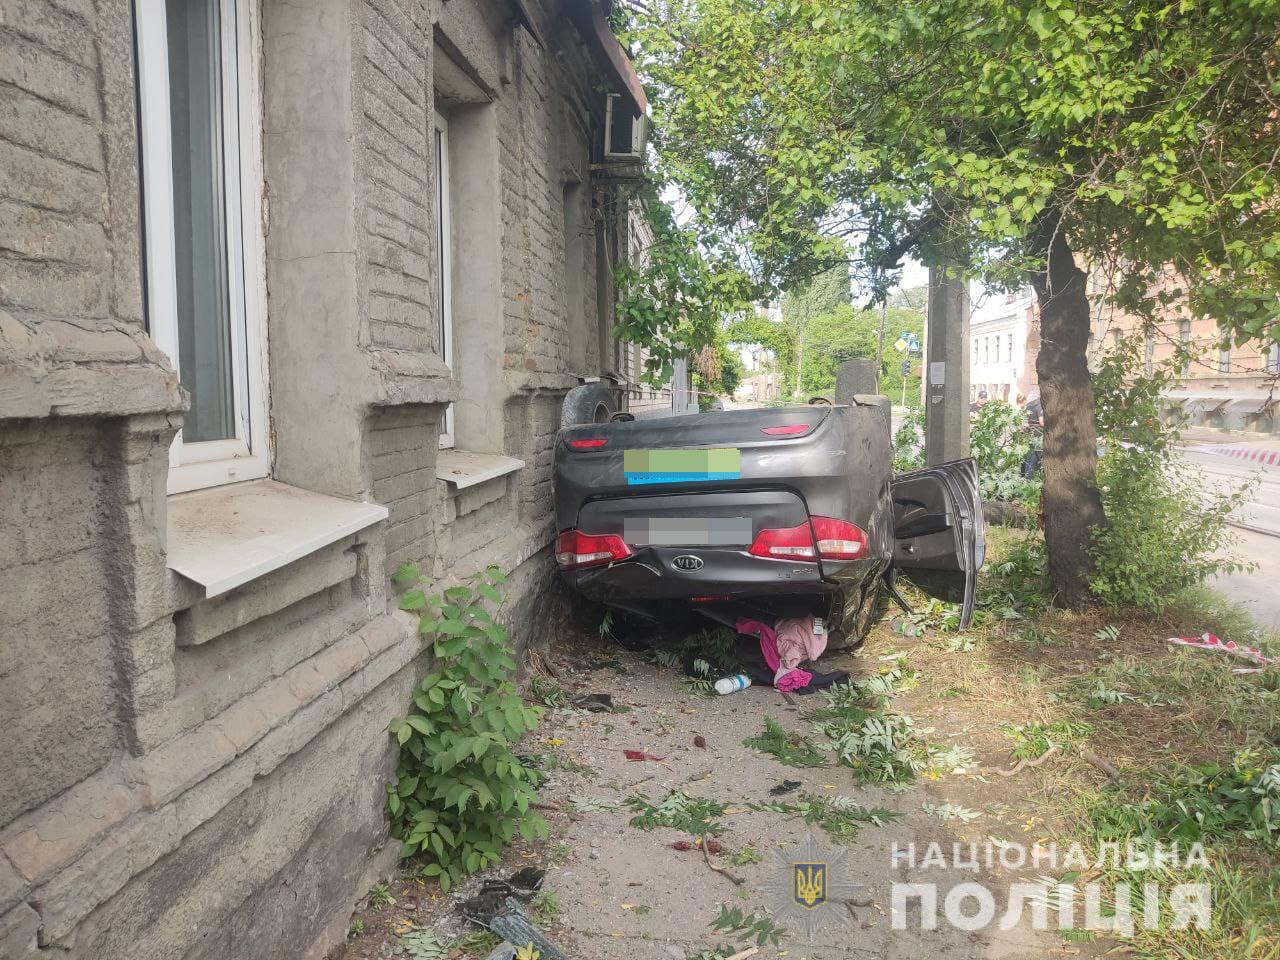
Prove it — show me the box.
[436,449,524,490]
[166,479,389,597]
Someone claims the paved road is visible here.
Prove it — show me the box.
[1178,439,1280,632]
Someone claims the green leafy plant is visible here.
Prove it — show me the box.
[386,564,547,892]
[529,675,568,709]
[348,918,364,938]
[367,881,394,908]
[1004,720,1092,762]
[626,790,728,836]
[530,887,561,925]
[1085,679,1133,709]
[1091,748,1280,848]
[710,904,786,947]
[893,406,925,473]
[794,792,899,843]
[743,716,828,768]
[1089,343,1252,611]
[969,401,1041,508]
[397,927,446,960]
[825,709,927,785]
[731,844,763,866]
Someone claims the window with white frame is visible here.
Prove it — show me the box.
[433,109,455,448]
[135,0,268,494]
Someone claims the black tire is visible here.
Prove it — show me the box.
[560,383,618,428]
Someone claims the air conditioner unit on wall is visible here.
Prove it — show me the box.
[604,93,646,159]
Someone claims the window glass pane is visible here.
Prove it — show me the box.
[168,0,234,442]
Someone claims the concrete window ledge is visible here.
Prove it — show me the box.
[166,479,389,598]
[435,448,524,490]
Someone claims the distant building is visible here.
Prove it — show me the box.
[1087,266,1279,433]
[968,288,1040,403]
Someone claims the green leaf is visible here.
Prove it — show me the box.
[391,562,420,587]
[399,589,427,611]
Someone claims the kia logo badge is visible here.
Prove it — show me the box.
[672,555,704,571]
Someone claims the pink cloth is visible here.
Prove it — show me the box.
[736,618,781,671]
[736,617,824,691]
[774,616,827,671]
[775,668,812,692]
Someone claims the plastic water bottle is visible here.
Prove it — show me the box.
[714,674,751,695]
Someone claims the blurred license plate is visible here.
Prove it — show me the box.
[623,517,752,546]
[623,448,741,485]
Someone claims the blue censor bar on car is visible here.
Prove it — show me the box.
[623,448,741,485]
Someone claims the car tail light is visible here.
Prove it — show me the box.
[760,424,809,436]
[810,516,868,560]
[567,437,609,450]
[748,517,867,562]
[748,523,816,560]
[555,529,632,569]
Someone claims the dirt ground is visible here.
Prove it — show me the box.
[336,616,1107,960]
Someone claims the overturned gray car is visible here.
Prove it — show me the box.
[551,384,984,648]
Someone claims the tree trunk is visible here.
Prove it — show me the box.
[1029,222,1106,608]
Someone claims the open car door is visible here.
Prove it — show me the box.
[890,458,985,629]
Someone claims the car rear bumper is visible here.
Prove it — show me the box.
[561,546,874,603]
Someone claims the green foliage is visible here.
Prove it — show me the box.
[1003,720,1093,762]
[613,182,758,386]
[969,401,1041,508]
[386,564,547,892]
[529,675,568,710]
[892,406,925,473]
[730,844,762,866]
[1091,748,1280,848]
[710,904,786,947]
[397,927,447,960]
[746,791,898,843]
[367,882,394,908]
[626,790,729,836]
[692,333,746,409]
[797,304,924,400]
[626,0,1280,345]
[530,887,561,925]
[824,708,927,785]
[1089,342,1251,610]
[743,716,828,768]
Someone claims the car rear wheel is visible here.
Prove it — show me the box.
[561,382,619,428]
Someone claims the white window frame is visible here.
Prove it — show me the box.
[135,0,270,495]
[434,109,455,448]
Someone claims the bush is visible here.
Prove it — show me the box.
[892,406,925,472]
[1088,339,1250,611]
[969,400,1041,508]
[385,564,547,891]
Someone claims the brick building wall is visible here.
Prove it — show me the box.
[1087,265,1279,431]
[0,0,649,956]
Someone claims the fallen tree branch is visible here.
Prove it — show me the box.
[1078,746,1122,784]
[702,839,745,886]
[981,744,1060,777]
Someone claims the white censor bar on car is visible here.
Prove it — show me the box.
[622,517,753,546]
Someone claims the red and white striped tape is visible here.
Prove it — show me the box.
[1192,444,1280,466]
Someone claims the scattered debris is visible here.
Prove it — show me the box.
[768,779,802,796]
[623,749,666,762]
[484,897,568,960]
[1167,632,1276,669]
[693,734,708,749]
[572,692,615,712]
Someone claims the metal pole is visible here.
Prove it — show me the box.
[924,264,971,465]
